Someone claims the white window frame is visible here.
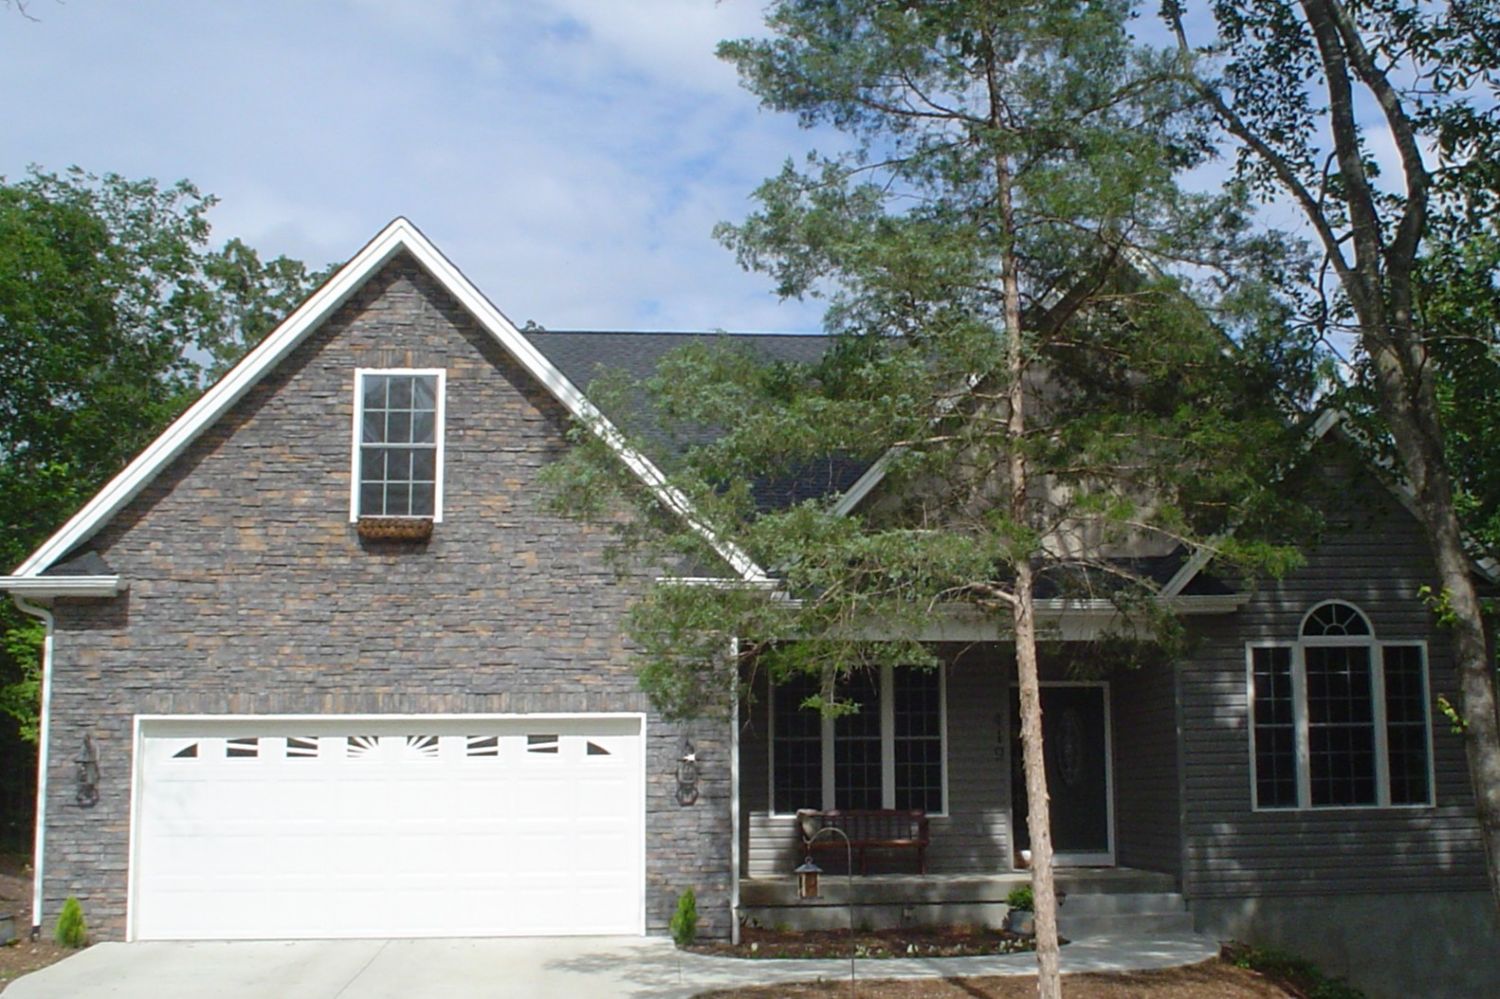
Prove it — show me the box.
[349,368,447,523]
[768,665,948,817]
[1247,601,1435,811]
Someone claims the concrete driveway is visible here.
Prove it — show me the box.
[1,932,1221,998]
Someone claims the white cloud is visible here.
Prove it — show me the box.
[1,0,830,332]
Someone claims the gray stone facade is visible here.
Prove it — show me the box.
[39,254,731,941]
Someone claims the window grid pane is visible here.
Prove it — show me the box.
[834,672,882,810]
[772,674,821,813]
[359,374,439,517]
[1252,646,1298,808]
[892,668,942,811]
[1305,645,1377,806]
[1383,645,1430,804]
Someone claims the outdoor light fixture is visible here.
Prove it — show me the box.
[796,824,857,993]
[75,735,99,808]
[795,856,822,899]
[675,737,699,806]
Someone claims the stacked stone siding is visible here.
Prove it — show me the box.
[41,253,731,940]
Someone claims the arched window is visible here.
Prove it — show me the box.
[1249,602,1432,810]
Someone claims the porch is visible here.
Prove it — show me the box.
[738,644,1185,884]
[738,868,1192,937]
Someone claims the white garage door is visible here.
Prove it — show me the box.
[131,715,645,940]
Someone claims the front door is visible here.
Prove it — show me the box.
[1010,684,1113,866]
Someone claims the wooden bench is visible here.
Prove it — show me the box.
[796,808,929,875]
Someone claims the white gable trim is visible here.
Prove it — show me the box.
[8,218,767,584]
[1159,408,1499,594]
[830,449,896,518]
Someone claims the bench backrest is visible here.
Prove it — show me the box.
[797,808,929,843]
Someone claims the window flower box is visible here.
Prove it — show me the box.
[356,517,433,541]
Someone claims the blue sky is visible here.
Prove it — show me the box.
[0,0,834,332]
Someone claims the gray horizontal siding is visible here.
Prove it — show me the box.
[1111,663,1181,876]
[1180,457,1487,900]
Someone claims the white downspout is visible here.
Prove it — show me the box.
[729,637,741,946]
[12,596,54,941]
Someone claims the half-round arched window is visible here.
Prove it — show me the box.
[1300,600,1372,638]
[1250,600,1431,810]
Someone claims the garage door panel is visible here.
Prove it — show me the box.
[134,716,644,940]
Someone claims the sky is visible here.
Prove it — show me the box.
[0,0,836,333]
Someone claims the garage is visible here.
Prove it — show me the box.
[129,715,645,940]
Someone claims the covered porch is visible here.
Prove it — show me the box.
[735,641,1186,928]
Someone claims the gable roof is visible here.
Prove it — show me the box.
[6,218,769,586]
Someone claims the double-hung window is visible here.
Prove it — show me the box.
[352,369,445,521]
[771,666,945,814]
[1248,601,1433,810]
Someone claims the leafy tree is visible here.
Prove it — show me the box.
[547,3,1313,992]
[0,167,329,810]
[1163,0,1500,914]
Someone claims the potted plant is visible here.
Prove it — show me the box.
[1004,884,1035,936]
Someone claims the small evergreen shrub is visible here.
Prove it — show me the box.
[1004,885,1034,911]
[54,896,87,948]
[669,887,698,947]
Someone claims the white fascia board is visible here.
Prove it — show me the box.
[1161,407,1500,591]
[1160,408,1347,599]
[11,218,768,585]
[654,576,780,589]
[831,449,897,518]
[0,576,124,598]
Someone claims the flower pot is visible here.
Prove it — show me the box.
[1005,909,1034,936]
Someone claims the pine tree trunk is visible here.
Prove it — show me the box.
[1014,571,1062,996]
[999,146,1063,997]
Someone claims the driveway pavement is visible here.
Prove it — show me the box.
[0,932,1220,998]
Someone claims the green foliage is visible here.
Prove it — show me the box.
[669,887,698,947]
[1005,885,1034,911]
[54,896,87,948]
[1226,942,1365,999]
[543,0,1317,728]
[0,617,43,742]
[0,167,329,753]
[1437,693,1469,735]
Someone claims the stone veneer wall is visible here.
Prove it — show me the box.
[38,253,732,940]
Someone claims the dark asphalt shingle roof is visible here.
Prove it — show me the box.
[522,329,1233,595]
[523,330,870,510]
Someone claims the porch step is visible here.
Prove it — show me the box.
[1056,891,1193,939]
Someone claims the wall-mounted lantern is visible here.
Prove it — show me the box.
[675,737,699,806]
[75,735,99,808]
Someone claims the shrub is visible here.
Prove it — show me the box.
[54,896,87,948]
[1225,942,1365,999]
[1004,885,1034,911]
[669,887,698,947]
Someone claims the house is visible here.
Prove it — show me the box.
[2,220,1495,995]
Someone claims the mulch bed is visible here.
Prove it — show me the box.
[0,852,79,988]
[694,959,1294,997]
[689,924,1036,960]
